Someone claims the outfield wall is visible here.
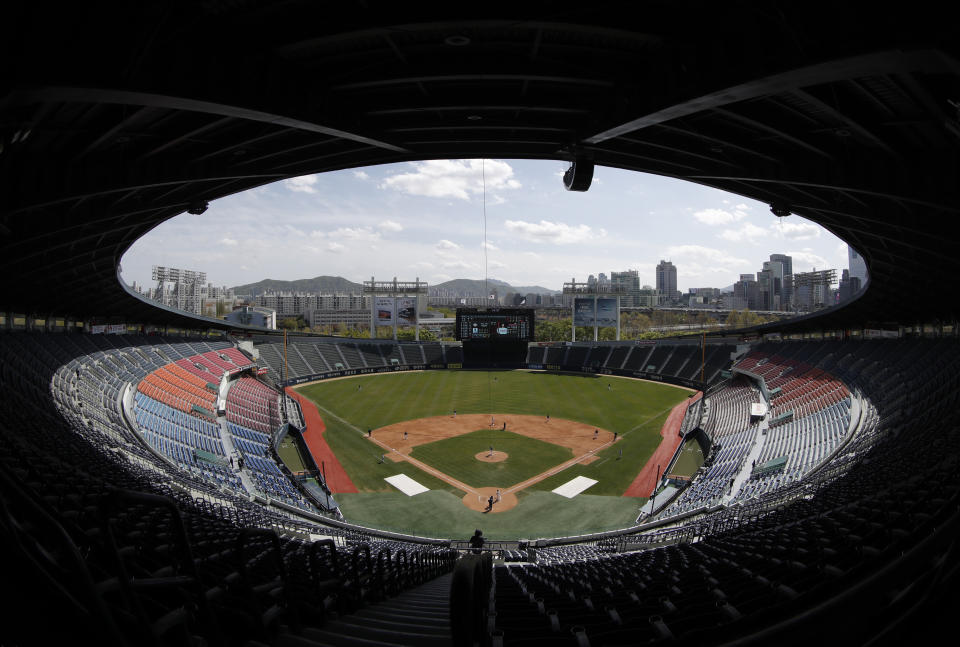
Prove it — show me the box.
[526,362,705,390]
[281,359,705,391]
[282,362,447,386]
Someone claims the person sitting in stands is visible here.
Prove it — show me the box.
[469,528,485,553]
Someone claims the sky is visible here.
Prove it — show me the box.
[121,159,852,293]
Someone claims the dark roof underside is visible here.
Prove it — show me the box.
[2,2,958,332]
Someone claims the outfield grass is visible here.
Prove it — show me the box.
[297,369,689,536]
[335,490,645,540]
[410,429,572,488]
[297,370,687,435]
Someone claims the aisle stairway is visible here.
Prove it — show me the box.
[278,572,453,647]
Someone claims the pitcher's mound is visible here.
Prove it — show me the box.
[475,451,508,463]
[463,487,518,513]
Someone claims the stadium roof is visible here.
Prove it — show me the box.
[2,2,958,331]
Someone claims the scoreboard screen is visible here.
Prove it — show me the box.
[455,308,534,341]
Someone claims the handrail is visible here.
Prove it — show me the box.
[450,552,493,647]
[375,547,393,597]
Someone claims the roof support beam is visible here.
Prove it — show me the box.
[5,87,410,153]
[583,49,952,144]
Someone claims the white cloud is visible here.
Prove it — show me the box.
[774,221,821,240]
[436,239,460,250]
[719,222,769,243]
[330,226,381,241]
[378,220,403,232]
[220,237,238,246]
[482,241,499,250]
[412,261,434,270]
[381,159,521,200]
[659,246,751,283]
[787,249,830,270]
[353,170,370,180]
[327,242,345,253]
[662,244,750,268]
[442,260,474,270]
[504,219,603,245]
[693,207,748,226]
[488,260,507,269]
[309,226,383,241]
[284,175,318,193]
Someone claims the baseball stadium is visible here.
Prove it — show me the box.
[2,4,959,647]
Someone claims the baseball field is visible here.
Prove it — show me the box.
[294,369,694,540]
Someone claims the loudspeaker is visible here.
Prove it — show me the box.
[563,157,594,192]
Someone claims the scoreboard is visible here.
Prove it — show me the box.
[455,308,534,342]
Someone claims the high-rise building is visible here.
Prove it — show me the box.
[837,269,863,304]
[791,269,837,312]
[848,246,867,284]
[768,254,792,309]
[151,266,207,315]
[611,270,641,306]
[656,260,678,303]
[732,274,759,310]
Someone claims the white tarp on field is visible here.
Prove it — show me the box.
[552,476,598,499]
[385,474,429,496]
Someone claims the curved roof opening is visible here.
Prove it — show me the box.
[120,159,853,318]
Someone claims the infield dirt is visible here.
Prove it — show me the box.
[367,414,617,510]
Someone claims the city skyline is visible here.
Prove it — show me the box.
[121,159,853,293]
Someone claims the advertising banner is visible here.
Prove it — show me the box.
[396,297,417,325]
[864,329,899,339]
[596,298,618,327]
[375,297,394,325]
[573,297,595,327]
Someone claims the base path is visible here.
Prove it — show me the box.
[285,387,358,494]
[623,392,702,498]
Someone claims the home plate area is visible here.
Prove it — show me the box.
[552,476,598,498]
[384,474,429,496]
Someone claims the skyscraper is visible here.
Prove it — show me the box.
[769,254,793,309]
[611,270,641,306]
[732,274,758,310]
[848,246,867,285]
[656,260,678,303]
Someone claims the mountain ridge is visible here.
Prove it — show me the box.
[231,276,557,296]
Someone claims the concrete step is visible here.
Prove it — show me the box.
[355,607,448,627]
